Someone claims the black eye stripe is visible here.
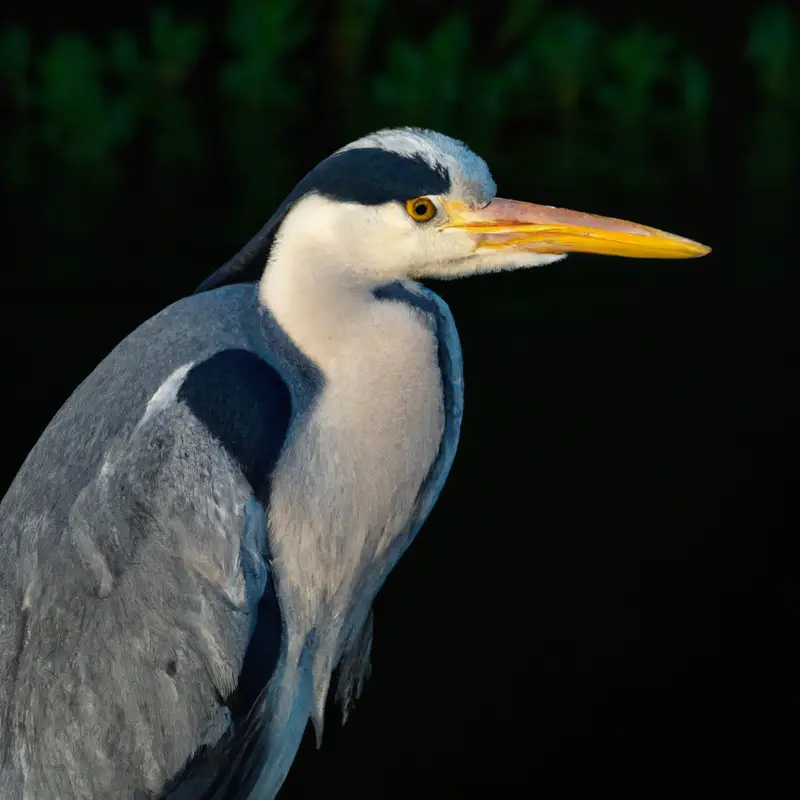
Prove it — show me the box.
[293,148,450,206]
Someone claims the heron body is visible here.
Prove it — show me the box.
[0,128,709,798]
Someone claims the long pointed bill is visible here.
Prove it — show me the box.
[440,198,711,259]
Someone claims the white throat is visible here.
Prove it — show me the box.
[259,252,374,369]
[259,194,395,367]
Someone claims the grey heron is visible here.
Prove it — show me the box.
[0,127,710,798]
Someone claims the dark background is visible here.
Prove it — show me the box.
[0,1,788,795]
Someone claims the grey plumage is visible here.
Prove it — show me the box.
[0,274,462,797]
[1,124,708,799]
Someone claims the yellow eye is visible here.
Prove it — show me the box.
[405,196,437,222]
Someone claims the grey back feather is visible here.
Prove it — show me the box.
[0,286,292,797]
[0,278,464,798]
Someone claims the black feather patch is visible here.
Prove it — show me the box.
[176,349,292,505]
[293,147,450,207]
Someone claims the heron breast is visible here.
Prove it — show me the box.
[267,299,445,614]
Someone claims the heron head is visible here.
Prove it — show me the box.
[268,127,710,284]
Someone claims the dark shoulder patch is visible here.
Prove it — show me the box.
[176,350,292,502]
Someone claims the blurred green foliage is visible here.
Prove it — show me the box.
[747,3,799,107]
[0,0,797,232]
[0,26,32,111]
[106,8,207,172]
[374,14,471,130]
[596,27,674,128]
[530,10,599,122]
[37,34,133,174]
[743,5,798,210]
[222,0,310,109]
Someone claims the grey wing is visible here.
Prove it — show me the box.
[3,349,292,799]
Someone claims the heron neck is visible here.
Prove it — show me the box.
[259,252,379,369]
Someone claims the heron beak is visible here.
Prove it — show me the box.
[440,198,711,259]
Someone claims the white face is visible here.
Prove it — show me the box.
[271,192,565,285]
